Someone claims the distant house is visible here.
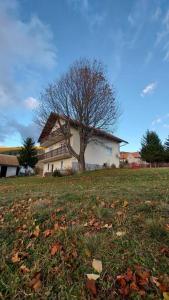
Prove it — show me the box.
[0,154,19,178]
[120,152,145,165]
[38,113,127,175]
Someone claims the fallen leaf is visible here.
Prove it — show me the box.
[123,200,128,207]
[86,278,97,295]
[116,231,126,237]
[44,229,53,237]
[30,272,42,291]
[86,274,100,280]
[92,259,102,273]
[20,264,30,273]
[12,252,20,263]
[163,292,169,300]
[31,225,40,238]
[51,242,61,256]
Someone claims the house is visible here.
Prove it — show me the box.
[120,152,145,165]
[0,154,19,177]
[38,113,127,175]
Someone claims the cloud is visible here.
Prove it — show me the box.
[67,0,106,29]
[151,113,169,128]
[152,7,161,21]
[24,97,39,110]
[155,9,169,61]
[0,0,56,111]
[0,114,40,143]
[141,82,157,97]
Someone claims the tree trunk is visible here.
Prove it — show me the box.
[78,152,86,172]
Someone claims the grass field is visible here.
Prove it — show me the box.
[0,168,169,299]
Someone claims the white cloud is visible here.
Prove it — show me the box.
[155,9,169,61]
[152,7,161,21]
[141,82,157,97]
[0,113,40,142]
[67,0,106,29]
[152,117,162,126]
[0,0,56,111]
[151,114,169,129]
[24,97,39,110]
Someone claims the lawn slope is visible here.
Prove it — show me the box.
[0,168,169,299]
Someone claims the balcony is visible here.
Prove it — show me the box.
[38,145,71,162]
[41,126,70,147]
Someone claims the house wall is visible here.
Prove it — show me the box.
[71,127,120,168]
[43,158,72,174]
[41,123,120,173]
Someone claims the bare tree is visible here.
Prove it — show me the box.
[36,58,119,171]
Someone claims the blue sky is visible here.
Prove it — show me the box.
[0,0,169,151]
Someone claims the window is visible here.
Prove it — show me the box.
[51,164,54,173]
[48,164,49,171]
[61,161,63,169]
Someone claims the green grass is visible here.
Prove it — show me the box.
[0,168,169,299]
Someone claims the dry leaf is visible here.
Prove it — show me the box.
[86,274,100,280]
[86,278,97,295]
[12,252,20,263]
[163,292,169,300]
[20,264,30,273]
[92,259,102,273]
[116,231,126,237]
[31,225,40,238]
[30,272,42,291]
[44,229,53,237]
[123,200,128,207]
[51,242,61,256]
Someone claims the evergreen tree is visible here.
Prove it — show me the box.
[19,137,38,168]
[164,135,169,162]
[140,130,164,164]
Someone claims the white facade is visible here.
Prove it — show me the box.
[40,120,122,175]
[0,165,18,177]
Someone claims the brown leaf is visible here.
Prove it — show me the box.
[31,225,40,238]
[44,229,53,237]
[20,264,30,273]
[29,272,42,291]
[12,252,20,263]
[51,242,62,256]
[130,281,139,291]
[86,278,97,295]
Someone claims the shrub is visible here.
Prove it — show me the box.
[65,168,76,176]
[52,169,62,177]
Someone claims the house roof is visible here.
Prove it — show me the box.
[120,152,140,160]
[38,112,127,144]
[0,154,19,166]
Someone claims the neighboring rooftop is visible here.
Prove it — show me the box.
[0,154,19,166]
[120,152,141,160]
[38,112,128,144]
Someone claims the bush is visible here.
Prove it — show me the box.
[64,168,76,176]
[52,169,63,177]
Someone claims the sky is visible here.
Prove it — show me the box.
[0,0,169,151]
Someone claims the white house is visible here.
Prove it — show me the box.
[38,113,127,175]
[0,154,19,177]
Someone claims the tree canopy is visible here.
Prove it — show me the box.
[19,137,38,168]
[140,130,164,164]
[36,58,119,171]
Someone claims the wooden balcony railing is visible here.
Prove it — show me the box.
[41,126,69,144]
[38,145,69,161]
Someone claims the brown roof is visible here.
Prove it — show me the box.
[0,154,19,166]
[38,112,127,144]
[120,152,140,159]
